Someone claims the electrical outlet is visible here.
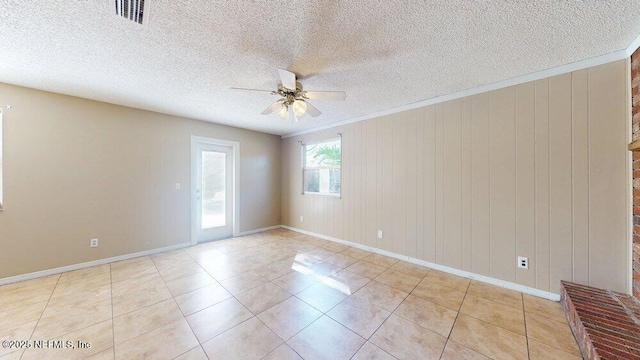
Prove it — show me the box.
[300,216,304,222]
[90,238,99,248]
[517,256,528,269]
[377,230,383,239]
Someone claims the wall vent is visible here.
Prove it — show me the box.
[111,0,148,25]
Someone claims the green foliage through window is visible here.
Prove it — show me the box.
[303,139,341,196]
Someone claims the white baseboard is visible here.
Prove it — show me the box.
[0,242,191,286]
[237,225,283,236]
[0,225,281,287]
[281,225,561,302]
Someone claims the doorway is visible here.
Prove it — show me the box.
[191,136,239,244]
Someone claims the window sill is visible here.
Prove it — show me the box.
[303,192,341,199]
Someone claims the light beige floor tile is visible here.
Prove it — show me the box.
[115,319,198,360]
[111,274,172,317]
[0,275,59,296]
[0,301,47,329]
[528,338,582,360]
[173,346,208,360]
[390,261,430,278]
[186,297,253,343]
[525,312,581,356]
[185,245,225,263]
[165,272,216,297]
[0,285,56,312]
[340,247,371,260]
[174,283,231,316]
[375,269,421,293]
[257,297,322,340]
[293,235,327,247]
[319,241,350,253]
[460,295,525,335]
[362,253,398,268]
[58,264,110,283]
[0,350,24,360]
[370,314,447,360]
[0,321,38,357]
[150,249,193,268]
[327,296,391,339]
[350,281,408,312]
[296,282,349,312]
[50,274,111,300]
[272,271,319,294]
[302,247,337,261]
[345,261,387,279]
[85,348,115,360]
[32,297,112,340]
[46,286,111,313]
[110,256,157,284]
[111,272,161,295]
[440,340,490,360]
[423,270,470,292]
[323,253,359,268]
[323,269,371,295]
[219,271,269,295]
[303,261,343,280]
[113,299,183,344]
[257,258,296,280]
[411,279,466,311]
[263,344,302,360]
[467,281,522,309]
[393,294,457,337]
[23,319,114,360]
[288,315,366,360]
[236,282,291,314]
[352,342,396,360]
[200,260,248,281]
[202,317,282,359]
[156,261,208,283]
[450,314,528,359]
[523,294,567,322]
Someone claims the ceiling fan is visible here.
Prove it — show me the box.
[231,69,346,122]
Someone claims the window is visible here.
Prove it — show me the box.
[303,138,341,196]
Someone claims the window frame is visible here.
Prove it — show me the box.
[301,137,342,198]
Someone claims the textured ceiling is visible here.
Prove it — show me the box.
[1,1,639,136]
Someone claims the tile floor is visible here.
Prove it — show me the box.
[0,229,581,359]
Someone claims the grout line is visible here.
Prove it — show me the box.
[445,281,469,340]
[523,292,531,360]
[109,264,115,359]
[21,274,62,360]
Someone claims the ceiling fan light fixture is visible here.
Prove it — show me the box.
[276,103,288,119]
[292,99,307,117]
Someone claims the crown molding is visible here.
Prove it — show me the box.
[283,31,640,139]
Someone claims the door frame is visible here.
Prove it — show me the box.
[190,136,240,245]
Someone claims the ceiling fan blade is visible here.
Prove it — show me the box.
[230,87,274,94]
[305,91,346,101]
[288,106,298,122]
[278,69,297,90]
[261,100,283,115]
[304,102,322,117]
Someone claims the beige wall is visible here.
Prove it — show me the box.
[282,60,630,294]
[0,83,281,279]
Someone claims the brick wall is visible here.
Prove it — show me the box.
[632,49,640,299]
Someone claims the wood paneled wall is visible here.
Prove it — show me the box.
[281,60,629,294]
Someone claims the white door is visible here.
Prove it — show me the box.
[195,143,234,242]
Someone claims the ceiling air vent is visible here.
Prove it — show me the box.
[111,0,149,25]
